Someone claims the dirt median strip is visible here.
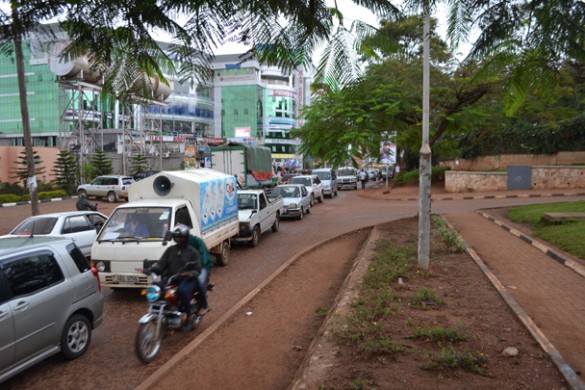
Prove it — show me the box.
[136,228,372,389]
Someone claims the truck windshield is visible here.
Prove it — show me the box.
[337,169,355,176]
[314,172,331,180]
[97,207,171,241]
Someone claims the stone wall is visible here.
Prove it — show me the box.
[445,171,508,193]
[445,166,585,193]
[532,166,585,190]
[440,151,585,171]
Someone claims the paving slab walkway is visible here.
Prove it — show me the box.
[445,211,585,389]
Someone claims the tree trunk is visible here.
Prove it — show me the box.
[11,6,39,215]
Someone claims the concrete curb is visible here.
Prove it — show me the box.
[476,211,585,279]
[442,215,585,390]
[367,190,585,202]
[289,226,378,390]
[135,226,375,390]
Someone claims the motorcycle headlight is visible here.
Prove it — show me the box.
[145,285,161,302]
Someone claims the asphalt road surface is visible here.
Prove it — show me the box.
[2,185,582,389]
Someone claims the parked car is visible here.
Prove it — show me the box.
[6,211,108,258]
[336,167,358,190]
[0,236,104,384]
[77,175,135,203]
[272,184,312,220]
[380,165,395,180]
[311,168,338,198]
[290,175,324,205]
[366,169,379,181]
[133,170,160,181]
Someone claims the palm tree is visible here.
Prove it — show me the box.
[1,3,66,215]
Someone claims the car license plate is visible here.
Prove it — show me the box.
[114,274,140,283]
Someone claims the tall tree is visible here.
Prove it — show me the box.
[53,149,78,195]
[1,3,66,214]
[90,148,113,177]
[11,149,46,189]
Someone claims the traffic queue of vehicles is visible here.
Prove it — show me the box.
[0,166,350,382]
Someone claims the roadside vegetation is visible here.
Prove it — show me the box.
[329,216,488,384]
[506,201,585,259]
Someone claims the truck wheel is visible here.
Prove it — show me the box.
[216,241,230,266]
[271,214,280,232]
[250,226,260,247]
[107,191,118,203]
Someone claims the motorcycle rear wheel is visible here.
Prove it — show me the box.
[135,321,164,364]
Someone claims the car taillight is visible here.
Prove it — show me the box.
[91,267,101,292]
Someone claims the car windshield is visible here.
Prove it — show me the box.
[275,187,300,198]
[12,217,58,235]
[97,207,171,241]
[291,177,311,187]
[338,169,355,176]
[314,172,331,180]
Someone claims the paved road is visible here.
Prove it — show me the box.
[2,186,583,389]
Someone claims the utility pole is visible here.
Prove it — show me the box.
[418,1,431,269]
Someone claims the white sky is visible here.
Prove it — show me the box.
[213,0,470,63]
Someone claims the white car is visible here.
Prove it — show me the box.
[290,175,324,205]
[77,175,135,203]
[6,211,108,257]
[272,184,312,220]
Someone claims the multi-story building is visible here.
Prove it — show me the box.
[212,54,313,170]
[0,26,312,181]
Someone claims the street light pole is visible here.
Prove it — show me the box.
[418,1,432,269]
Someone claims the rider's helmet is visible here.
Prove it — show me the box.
[171,223,190,238]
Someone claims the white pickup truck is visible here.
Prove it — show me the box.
[236,189,284,246]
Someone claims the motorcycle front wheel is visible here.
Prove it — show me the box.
[135,321,164,364]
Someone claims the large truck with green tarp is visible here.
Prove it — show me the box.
[210,143,277,189]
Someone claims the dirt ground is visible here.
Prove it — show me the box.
[298,217,568,390]
[151,185,570,390]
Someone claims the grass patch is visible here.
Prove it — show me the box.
[315,307,329,318]
[507,201,585,258]
[432,215,466,253]
[410,324,470,344]
[409,287,443,310]
[423,347,489,376]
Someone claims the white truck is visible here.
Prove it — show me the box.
[90,169,240,288]
[235,189,284,247]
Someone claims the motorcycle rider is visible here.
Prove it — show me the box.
[188,233,212,315]
[76,192,97,211]
[149,224,206,331]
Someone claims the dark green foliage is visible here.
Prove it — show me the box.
[394,166,450,187]
[131,154,149,176]
[90,149,113,177]
[10,149,46,187]
[458,114,585,158]
[53,149,78,195]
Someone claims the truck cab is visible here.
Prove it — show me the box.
[336,167,358,190]
[236,190,283,247]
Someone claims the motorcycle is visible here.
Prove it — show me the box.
[134,260,212,364]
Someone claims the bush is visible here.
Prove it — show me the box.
[0,194,23,203]
[394,166,450,187]
[0,189,68,204]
